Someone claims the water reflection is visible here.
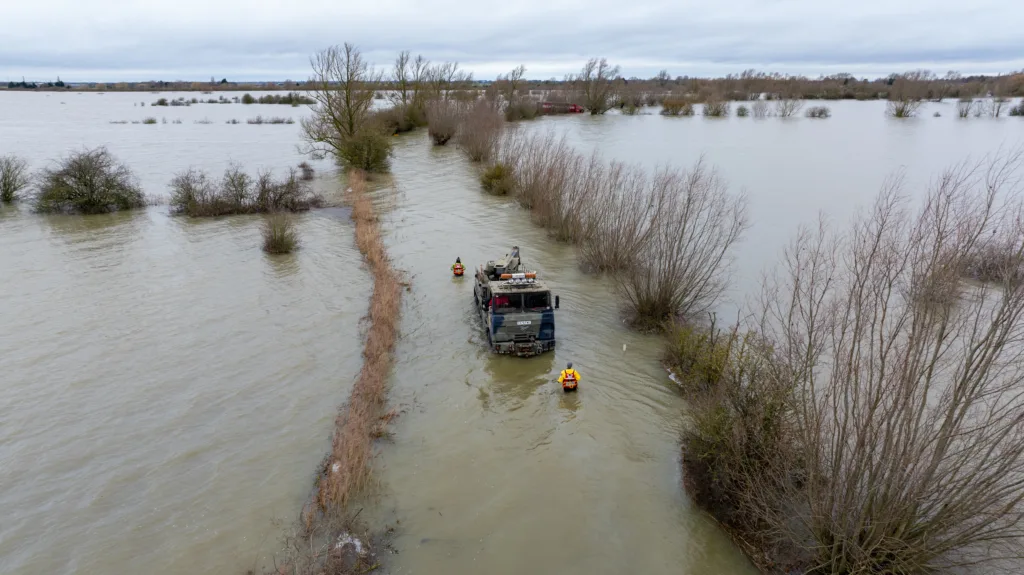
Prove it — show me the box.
[41,209,144,243]
[556,386,581,417]
[264,249,300,278]
[481,352,555,408]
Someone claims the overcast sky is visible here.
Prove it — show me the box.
[3,0,1023,82]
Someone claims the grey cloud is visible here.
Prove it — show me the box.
[2,0,1022,81]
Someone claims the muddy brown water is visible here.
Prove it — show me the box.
[1,91,1021,574]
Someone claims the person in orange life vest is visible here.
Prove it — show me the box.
[558,362,580,391]
[451,257,465,276]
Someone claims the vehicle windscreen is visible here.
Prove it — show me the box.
[491,293,521,313]
[523,291,550,310]
[492,291,550,312]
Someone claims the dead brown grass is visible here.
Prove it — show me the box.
[314,170,402,513]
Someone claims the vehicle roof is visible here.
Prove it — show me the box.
[490,279,551,292]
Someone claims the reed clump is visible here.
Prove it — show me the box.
[1,154,30,202]
[33,147,146,214]
[261,212,299,254]
[169,165,323,216]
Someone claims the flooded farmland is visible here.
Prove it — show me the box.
[1,91,1021,574]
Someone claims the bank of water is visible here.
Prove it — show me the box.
[0,207,369,574]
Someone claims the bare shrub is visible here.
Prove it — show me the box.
[1010,101,1024,116]
[963,237,1024,285]
[617,160,747,328]
[34,147,145,214]
[262,212,299,254]
[736,105,749,117]
[169,165,323,216]
[490,130,604,243]
[887,98,923,117]
[805,105,831,118]
[426,100,461,145]
[247,116,293,125]
[504,97,538,121]
[1,154,30,202]
[660,98,694,116]
[751,100,769,118]
[580,161,667,273]
[456,99,504,162]
[743,150,1024,573]
[957,97,974,118]
[678,320,794,569]
[774,98,804,117]
[298,161,315,181]
[702,98,730,117]
[373,104,423,135]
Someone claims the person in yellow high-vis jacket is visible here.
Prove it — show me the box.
[558,362,580,392]
[451,257,465,276]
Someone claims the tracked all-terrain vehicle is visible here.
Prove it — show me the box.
[473,246,559,357]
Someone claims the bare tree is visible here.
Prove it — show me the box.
[760,149,1024,572]
[497,64,526,102]
[0,154,30,202]
[751,99,770,118]
[301,44,383,160]
[389,50,412,107]
[570,58,621,115]
[886,72,927,117]
[410,54,430,108]
[426,61,473,102]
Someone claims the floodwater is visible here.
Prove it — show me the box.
[2,91,1022,574]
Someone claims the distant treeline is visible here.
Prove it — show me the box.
[4,69,1024,99]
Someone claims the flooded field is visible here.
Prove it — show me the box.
[1,91,1021,574]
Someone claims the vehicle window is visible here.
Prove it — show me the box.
[523,292,550,310]
[492,293,521,313]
